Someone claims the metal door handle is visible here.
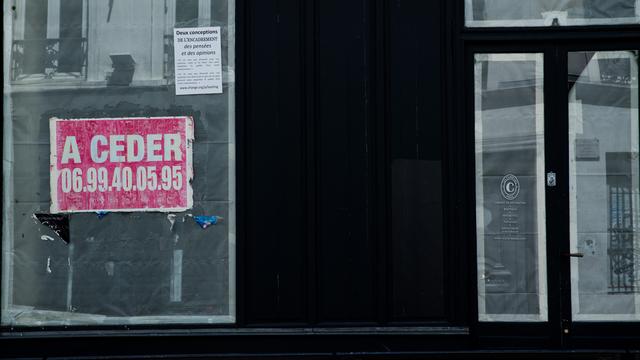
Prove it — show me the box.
[563,252,584,258]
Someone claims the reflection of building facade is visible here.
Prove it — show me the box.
[10,0,231,85]
[4,0,235,327]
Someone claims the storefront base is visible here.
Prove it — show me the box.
[2,329,640,360]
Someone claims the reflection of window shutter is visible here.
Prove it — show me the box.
[14,0,85,79]
[175,0,199,28]
[60,0,83,39]
[24,0,47,40]
[59,0,84,73]
[23,0,48,75]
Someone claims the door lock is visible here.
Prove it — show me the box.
[562,319,571,335]
[547,172,557,187]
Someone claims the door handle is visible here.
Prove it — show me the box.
[563,252,584,258]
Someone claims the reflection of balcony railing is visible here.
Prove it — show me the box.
[608,228,636,294]
[608,186,640,294]
[164,35,174,82]
[11,38,88,81]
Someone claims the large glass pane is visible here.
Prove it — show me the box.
[2,0,236,326]
[569,50,640,321]
[475,53,547,322]
[466,0,640,27]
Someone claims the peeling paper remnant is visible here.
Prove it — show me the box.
[40,235,55,242]
[105,261,115,277]
[193,216,223,229]
[167,214,177,231]
[46,257,52,274]
[34,213,70,244]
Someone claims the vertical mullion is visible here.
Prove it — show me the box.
[235,0,246,327]
[543,45,556,344]
[466,45,479,340]
[304,0,318,326]
[449,0,468,326]
[545,44,560,346]
[456,1,474,329]
[557,47,571,346]
[548,45,571,347]
[373,0,389,325]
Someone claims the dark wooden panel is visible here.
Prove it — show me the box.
[391,160,445,320]
[244,0,307,324]
[389,0,446,321]
[315,0,377,323]
[389,0,442,162]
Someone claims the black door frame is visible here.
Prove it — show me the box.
[464,42,561,349]
[461,26,640,349]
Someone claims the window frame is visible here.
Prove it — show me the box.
[464,0,640,28]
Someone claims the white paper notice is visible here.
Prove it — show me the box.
[173,26,223,95]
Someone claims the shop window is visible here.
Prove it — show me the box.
[11,0,87,81]
[466,0,640,27]
[2,0,236,327]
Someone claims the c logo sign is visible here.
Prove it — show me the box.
[500,174,520,201]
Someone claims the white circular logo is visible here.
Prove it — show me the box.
[500,174,520,201]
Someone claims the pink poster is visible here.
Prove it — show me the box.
[49,117,194,213]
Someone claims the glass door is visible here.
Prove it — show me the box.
[471,38,640,355]
[568,50,640,321]
[473,46,640,344]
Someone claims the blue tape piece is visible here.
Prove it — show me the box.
[96,211,109,219]
[194,216,219,229]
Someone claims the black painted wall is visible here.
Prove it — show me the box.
[1,0,460,357]
[243,0,452,327]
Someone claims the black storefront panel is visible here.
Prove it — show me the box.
[2,0,640,358]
